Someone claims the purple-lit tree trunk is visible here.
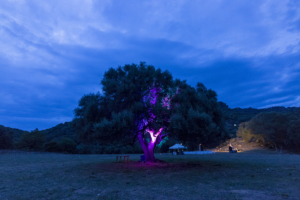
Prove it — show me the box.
[137,87,174,162]
[138,128,164,162]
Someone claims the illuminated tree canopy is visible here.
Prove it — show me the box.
[73,62,226,162]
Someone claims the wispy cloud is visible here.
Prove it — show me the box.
[0,0,299,130]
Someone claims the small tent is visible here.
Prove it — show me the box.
[169,144,187,155]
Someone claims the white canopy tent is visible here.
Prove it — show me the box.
[169,144,187,150]
[169,144,187,155]
[169,144,215,155]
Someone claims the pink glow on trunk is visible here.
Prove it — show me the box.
[147,128,164,143]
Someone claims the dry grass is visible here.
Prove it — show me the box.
[0,150,300,200]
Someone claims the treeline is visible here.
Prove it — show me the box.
[2,107,300,153]
[0,123,171,154]
[0,124,78,153]
[0,125,27,149]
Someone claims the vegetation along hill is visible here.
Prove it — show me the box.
[1,64,300,155]
[218,101,300,137]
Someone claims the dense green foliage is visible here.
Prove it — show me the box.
[72,93,103,143]
[40,122,76,143]
[0,125,29,149]
[44,138,77,154]
[236,122,260,143]
[0,123,78,153]
[0,122,145,154]
[0,126,14,149]
[17,128,45,151]
[169,83,226,150]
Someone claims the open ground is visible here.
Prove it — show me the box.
[0,150,300,200]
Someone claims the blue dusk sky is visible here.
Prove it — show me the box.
[0,0,300,131]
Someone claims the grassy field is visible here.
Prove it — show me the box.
[0,150,300,200]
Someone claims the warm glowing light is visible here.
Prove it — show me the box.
[147,128,164,143]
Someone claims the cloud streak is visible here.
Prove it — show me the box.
[0,0,299,130]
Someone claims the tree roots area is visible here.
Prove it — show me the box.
[0,151,300,200]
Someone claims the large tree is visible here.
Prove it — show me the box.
[73,62,226,162]
[94,62,175,162]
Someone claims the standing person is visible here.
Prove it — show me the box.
[199,144,203,151]
[229,143,233,152]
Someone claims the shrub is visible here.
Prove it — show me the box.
[287,119,300,152]
[17,129,45,151]
[57,138,77,154]
[103,145,115,154]
[76,144,91,154]
[76,144,143,154]
[120,145,134,154]
[44,141,60,152]
[236,122,261,143]
[133,143,144,154]
[159,143,170,153]
[0,128,13,149]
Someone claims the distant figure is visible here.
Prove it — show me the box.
[199,144,204,151]
[229,143,233,152]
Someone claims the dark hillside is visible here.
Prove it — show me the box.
[218,102,300,137]
[0,125,29,149]
[40,122,76,142]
